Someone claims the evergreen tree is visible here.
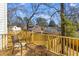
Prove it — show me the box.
[63,16,77,37]
[36,17,48,30]
[36,17,48,27]
[49,20,56,27]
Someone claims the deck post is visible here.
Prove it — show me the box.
[61,37,64,54]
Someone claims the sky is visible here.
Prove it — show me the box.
[7,3,79,25]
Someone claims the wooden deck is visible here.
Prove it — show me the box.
[1,31,79,56]
[0,43,61,56]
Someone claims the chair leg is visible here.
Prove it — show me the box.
[21,45,22,56]
[12,47,14,55]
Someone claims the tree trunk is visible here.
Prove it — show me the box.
[26,20,29,30]
[60,3,65,54]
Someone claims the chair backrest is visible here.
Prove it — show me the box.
[12,35,19,44]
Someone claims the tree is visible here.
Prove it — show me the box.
[36,17,48,30]
[60,3,65,36]
[23,17,30,30]
[60,3,65,54]
[8,3,40,30]
[60,3,77,54]
[49,20,56,27]
[76,23,79,30]
[16,16,34,30]
[64,17,77,37]
[7,4,25,26]
[65,4,79,31]
[15,16,25,29]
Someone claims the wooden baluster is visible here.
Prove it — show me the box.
[58,37,61,54]
[55,36,58,52]
[48,36,50,50]
[54,37,55,52]
[66,38,69,56]
[47,35,48,50]
[50,38,52,50]
[52,37,54,51]
[72,39,74,56]
[56,37,58,53]
[4,34,6,49]
[54,38,55,52]
[58,36,61,54]
[5,34,7,49]
[50,37,52,50]
[51,39,53,51]
[76,39,78,56]
[60,37,62,54]
[69,39,71,56]
[6,34,8,49]
[54,38,56,52]
[2,34,3,50]
[55,37,58,53]
[52,36,54,51]
[3,34,6,50]
[63,37,65,55]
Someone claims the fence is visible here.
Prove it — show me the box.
[28,31,79,56]
[1,30,79,56]
[46,35,79,56]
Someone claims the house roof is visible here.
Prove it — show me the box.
[32,25,42,32]
[43,27,61,34]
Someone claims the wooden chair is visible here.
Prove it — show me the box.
[11,35,26,56]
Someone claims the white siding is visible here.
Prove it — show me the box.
[0,3,7,49]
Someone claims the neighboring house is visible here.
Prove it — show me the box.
[22,25,27,30]
[12,26,21,31]
[43,27,61,35]
[28,24,61,35]
[8,26,22,31]
[29,25,43,33]
[8,24,61,35]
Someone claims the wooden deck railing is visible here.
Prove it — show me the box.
[1,31,79,56]
[29,31,79,56]
[0,34,8,50]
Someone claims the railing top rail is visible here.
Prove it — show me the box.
[29,31,79,40]
[48,34,79,40]
[3,31,79,40]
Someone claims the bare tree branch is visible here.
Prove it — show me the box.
[29,4,40,20]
